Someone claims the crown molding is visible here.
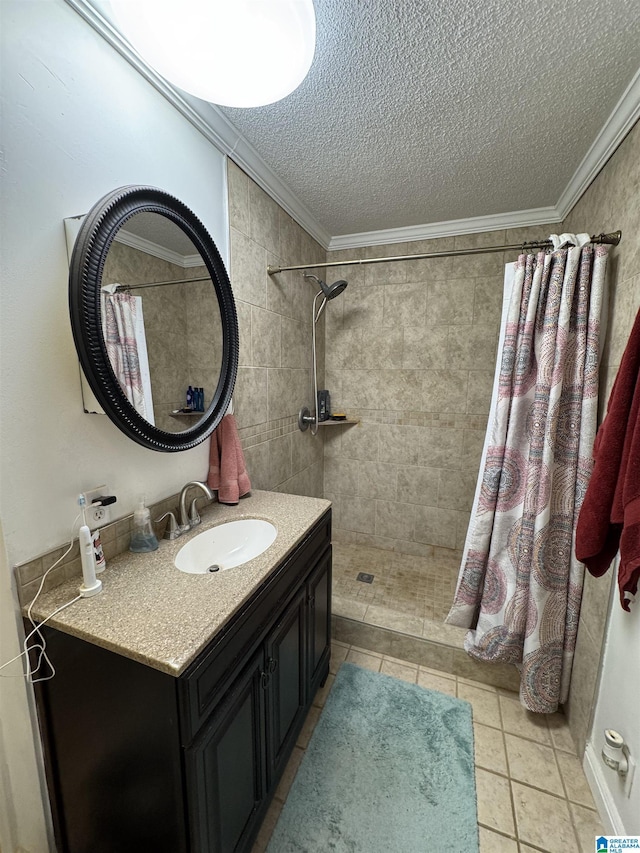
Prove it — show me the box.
[556,66,640,220]
[328,206,562,251]
[114,230,202,267]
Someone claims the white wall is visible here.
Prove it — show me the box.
[0,2,228,848]
[585,569,640,834]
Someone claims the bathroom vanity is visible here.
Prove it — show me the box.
[28,492,331,853]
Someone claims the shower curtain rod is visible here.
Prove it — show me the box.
[266,230,622,275]
[115,275,212,291]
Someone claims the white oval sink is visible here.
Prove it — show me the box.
[175,519,277,574]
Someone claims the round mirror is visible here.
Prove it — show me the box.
[69,186,238,451]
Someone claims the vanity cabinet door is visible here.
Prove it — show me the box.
[307,548,332,693]
[186,649,267,853]
[265,588,307,787]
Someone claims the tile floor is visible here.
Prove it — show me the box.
[332,542,462,639]
[252,641,605,853]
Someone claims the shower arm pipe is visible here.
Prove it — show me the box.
[266,231,622,275]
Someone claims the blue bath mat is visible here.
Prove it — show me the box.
[267,662,478,852]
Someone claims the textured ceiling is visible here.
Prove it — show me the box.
[219,0,640,237]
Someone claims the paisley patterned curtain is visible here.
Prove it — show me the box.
[102,292,148,420]
[446,241,609,713]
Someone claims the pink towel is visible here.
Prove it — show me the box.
[207,414,251,505]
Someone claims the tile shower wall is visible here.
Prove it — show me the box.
[103,244,222,432]
[561,118,640,755]
[227,160,326,497]
[323,226,555,555]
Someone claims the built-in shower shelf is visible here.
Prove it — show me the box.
[169,411,204,419]
[319,418,360,427]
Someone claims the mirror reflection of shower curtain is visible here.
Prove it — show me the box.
[445,236,609,714]
[101,287,154,424]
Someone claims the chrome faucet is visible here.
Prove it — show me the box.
[178,481,214,532]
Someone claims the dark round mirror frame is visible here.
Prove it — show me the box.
[69,185,238,452]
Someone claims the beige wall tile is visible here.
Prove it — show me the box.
[280,316,307,369]
[396,466,439,506]
[467,370,494,414]
[359,461,398,501]
[402,326,449,369]
[227,160,250,234]
[473,276,504,325]
[248,180,280,252]
[342,285,385,327]
[427,279,474,325]
[338,496,376,535]
[234,366,268,428]
[447,325,497,370]
[382,283,426,327]
[267,368,308,420]
[236,299,252,367]
[414,505,459,549]
[251,307,281,367]
[341,422,380,460]
[359,327,403,369]
[420,426,464,469]
[230,227,267,308]
[324,457,360,496]
[268,434,292,488]
[364,259,408,286]
[375,500,415,541]
[243,442,270,490]
[422,369,469,412]
[438,470,477,512]
[266,267,294,318]
[378,423,421,466]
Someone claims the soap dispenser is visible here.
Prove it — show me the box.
[129,495,159,553]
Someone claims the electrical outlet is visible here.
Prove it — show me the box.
[82,485,111,528]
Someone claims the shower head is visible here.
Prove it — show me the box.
[303,272,348,300]
[325,279,348,299]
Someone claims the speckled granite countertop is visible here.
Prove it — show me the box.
[27,491,331,677]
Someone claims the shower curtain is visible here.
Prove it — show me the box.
[446,236,609,713]
[101,288,154,423]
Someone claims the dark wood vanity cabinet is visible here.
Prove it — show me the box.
[34,511,331,853]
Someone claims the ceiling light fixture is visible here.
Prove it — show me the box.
[110,0,316,108]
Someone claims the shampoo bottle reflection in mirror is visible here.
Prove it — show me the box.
[129,496,159,553]
[186,385,194,410]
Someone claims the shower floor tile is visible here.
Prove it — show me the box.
[332,541,462,629]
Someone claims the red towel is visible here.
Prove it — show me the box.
[207,414,251,505]
[576,307,640,611]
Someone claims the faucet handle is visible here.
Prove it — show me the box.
[189,497,204,528]
[155,511,181,540]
